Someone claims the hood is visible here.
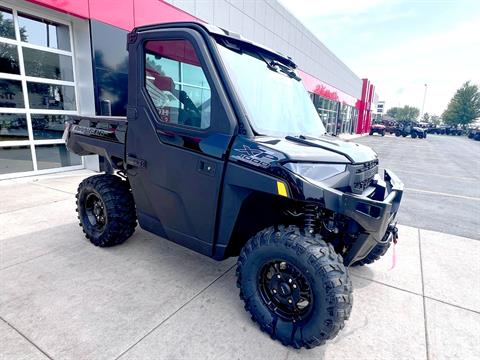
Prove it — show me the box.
[255,135,378,164]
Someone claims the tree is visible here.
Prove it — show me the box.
[442,81,480,126]
[422,112,430,122]
[386,105,420,122]
[0,12,27,75]
[0,12,27,41]
[386,107,400,119]
[429,115,441,125]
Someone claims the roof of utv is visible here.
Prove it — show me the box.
[131,21,297,69]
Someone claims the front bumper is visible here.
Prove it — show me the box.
[325,169,404,266]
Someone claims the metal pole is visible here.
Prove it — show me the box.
[421,83,427,119]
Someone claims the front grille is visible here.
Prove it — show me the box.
[350,159,379,194]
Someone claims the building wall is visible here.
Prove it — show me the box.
[23,0,373,137]
[26,0,363,118]
[0,0,375,178]
[27,0,363,104]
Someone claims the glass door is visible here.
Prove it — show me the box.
[0,4,82,178]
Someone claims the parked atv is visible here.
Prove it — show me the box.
[64,22,403,349]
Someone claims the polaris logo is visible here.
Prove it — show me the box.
[71,125,114,138]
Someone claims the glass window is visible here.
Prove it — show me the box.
[23,48,74,81]
[182,63,209,87]
[311,94,340,134]
[0,7,79,176]
[0,79,24,108]
[0,113,28,141]
[0,145,33,174]
[31,114,69,140]
[0,7,15,40]
[144,39,211,130]
[95,68,128,116]
[35,143,81,170]
[146,55,180,83]
[182,85,211,129]
[27,82,76,110]
[0,43,20,74]
[217,44,326,137]
[18,13,71,51]
[90,20,129,74]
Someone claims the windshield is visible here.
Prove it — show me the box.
[217,43,326,138]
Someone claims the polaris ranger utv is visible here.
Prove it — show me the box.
[395,121,427,139]
[65,22,403,349]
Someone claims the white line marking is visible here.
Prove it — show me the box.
[406,188,480,201]
[393,169,477,182]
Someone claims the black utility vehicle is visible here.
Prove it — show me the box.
[432,125,462,135]
[468,127,480,140]
[445,126,463,136]
[65,22,403,349]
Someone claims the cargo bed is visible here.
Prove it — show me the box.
[64,115,128,169]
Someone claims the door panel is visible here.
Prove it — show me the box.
[126,28,235,256]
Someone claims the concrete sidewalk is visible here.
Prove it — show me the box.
[1,171,479,360]
[338,132,368,141]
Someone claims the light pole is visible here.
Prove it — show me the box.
[421,83,428,120]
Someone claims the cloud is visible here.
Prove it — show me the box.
[353,15,480,114]
[280,0,479,116]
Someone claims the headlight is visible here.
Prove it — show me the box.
[283,162,346,183]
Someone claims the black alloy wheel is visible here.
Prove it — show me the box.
[258,260,313,322]
[84,192,107,230]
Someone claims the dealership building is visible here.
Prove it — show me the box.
[0,0,378,179]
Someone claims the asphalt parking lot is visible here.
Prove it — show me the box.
[354,134,480,240]
[1,135,479,360]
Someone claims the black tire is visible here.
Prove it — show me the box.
[352,237,392,266]
[369,130,373,135]
[76,174,137,247]
[411,132,418,139]
[236,225,352,349]
[402,133,407,137]
[395,131,401,137]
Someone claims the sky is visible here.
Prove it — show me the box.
[279,0,480,116]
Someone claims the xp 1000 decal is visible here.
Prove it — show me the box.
[230,139,282,168]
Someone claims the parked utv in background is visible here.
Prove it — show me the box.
[433,125,447,134]
[468,127,480,140]
[382,119,398,134]
[431,125,463,135]
[64,22,403,349]
[395,121,427,139]
[373,116,397,134]
[425,124,440,134]
[445,126,464,136]
[369,122,386,136]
